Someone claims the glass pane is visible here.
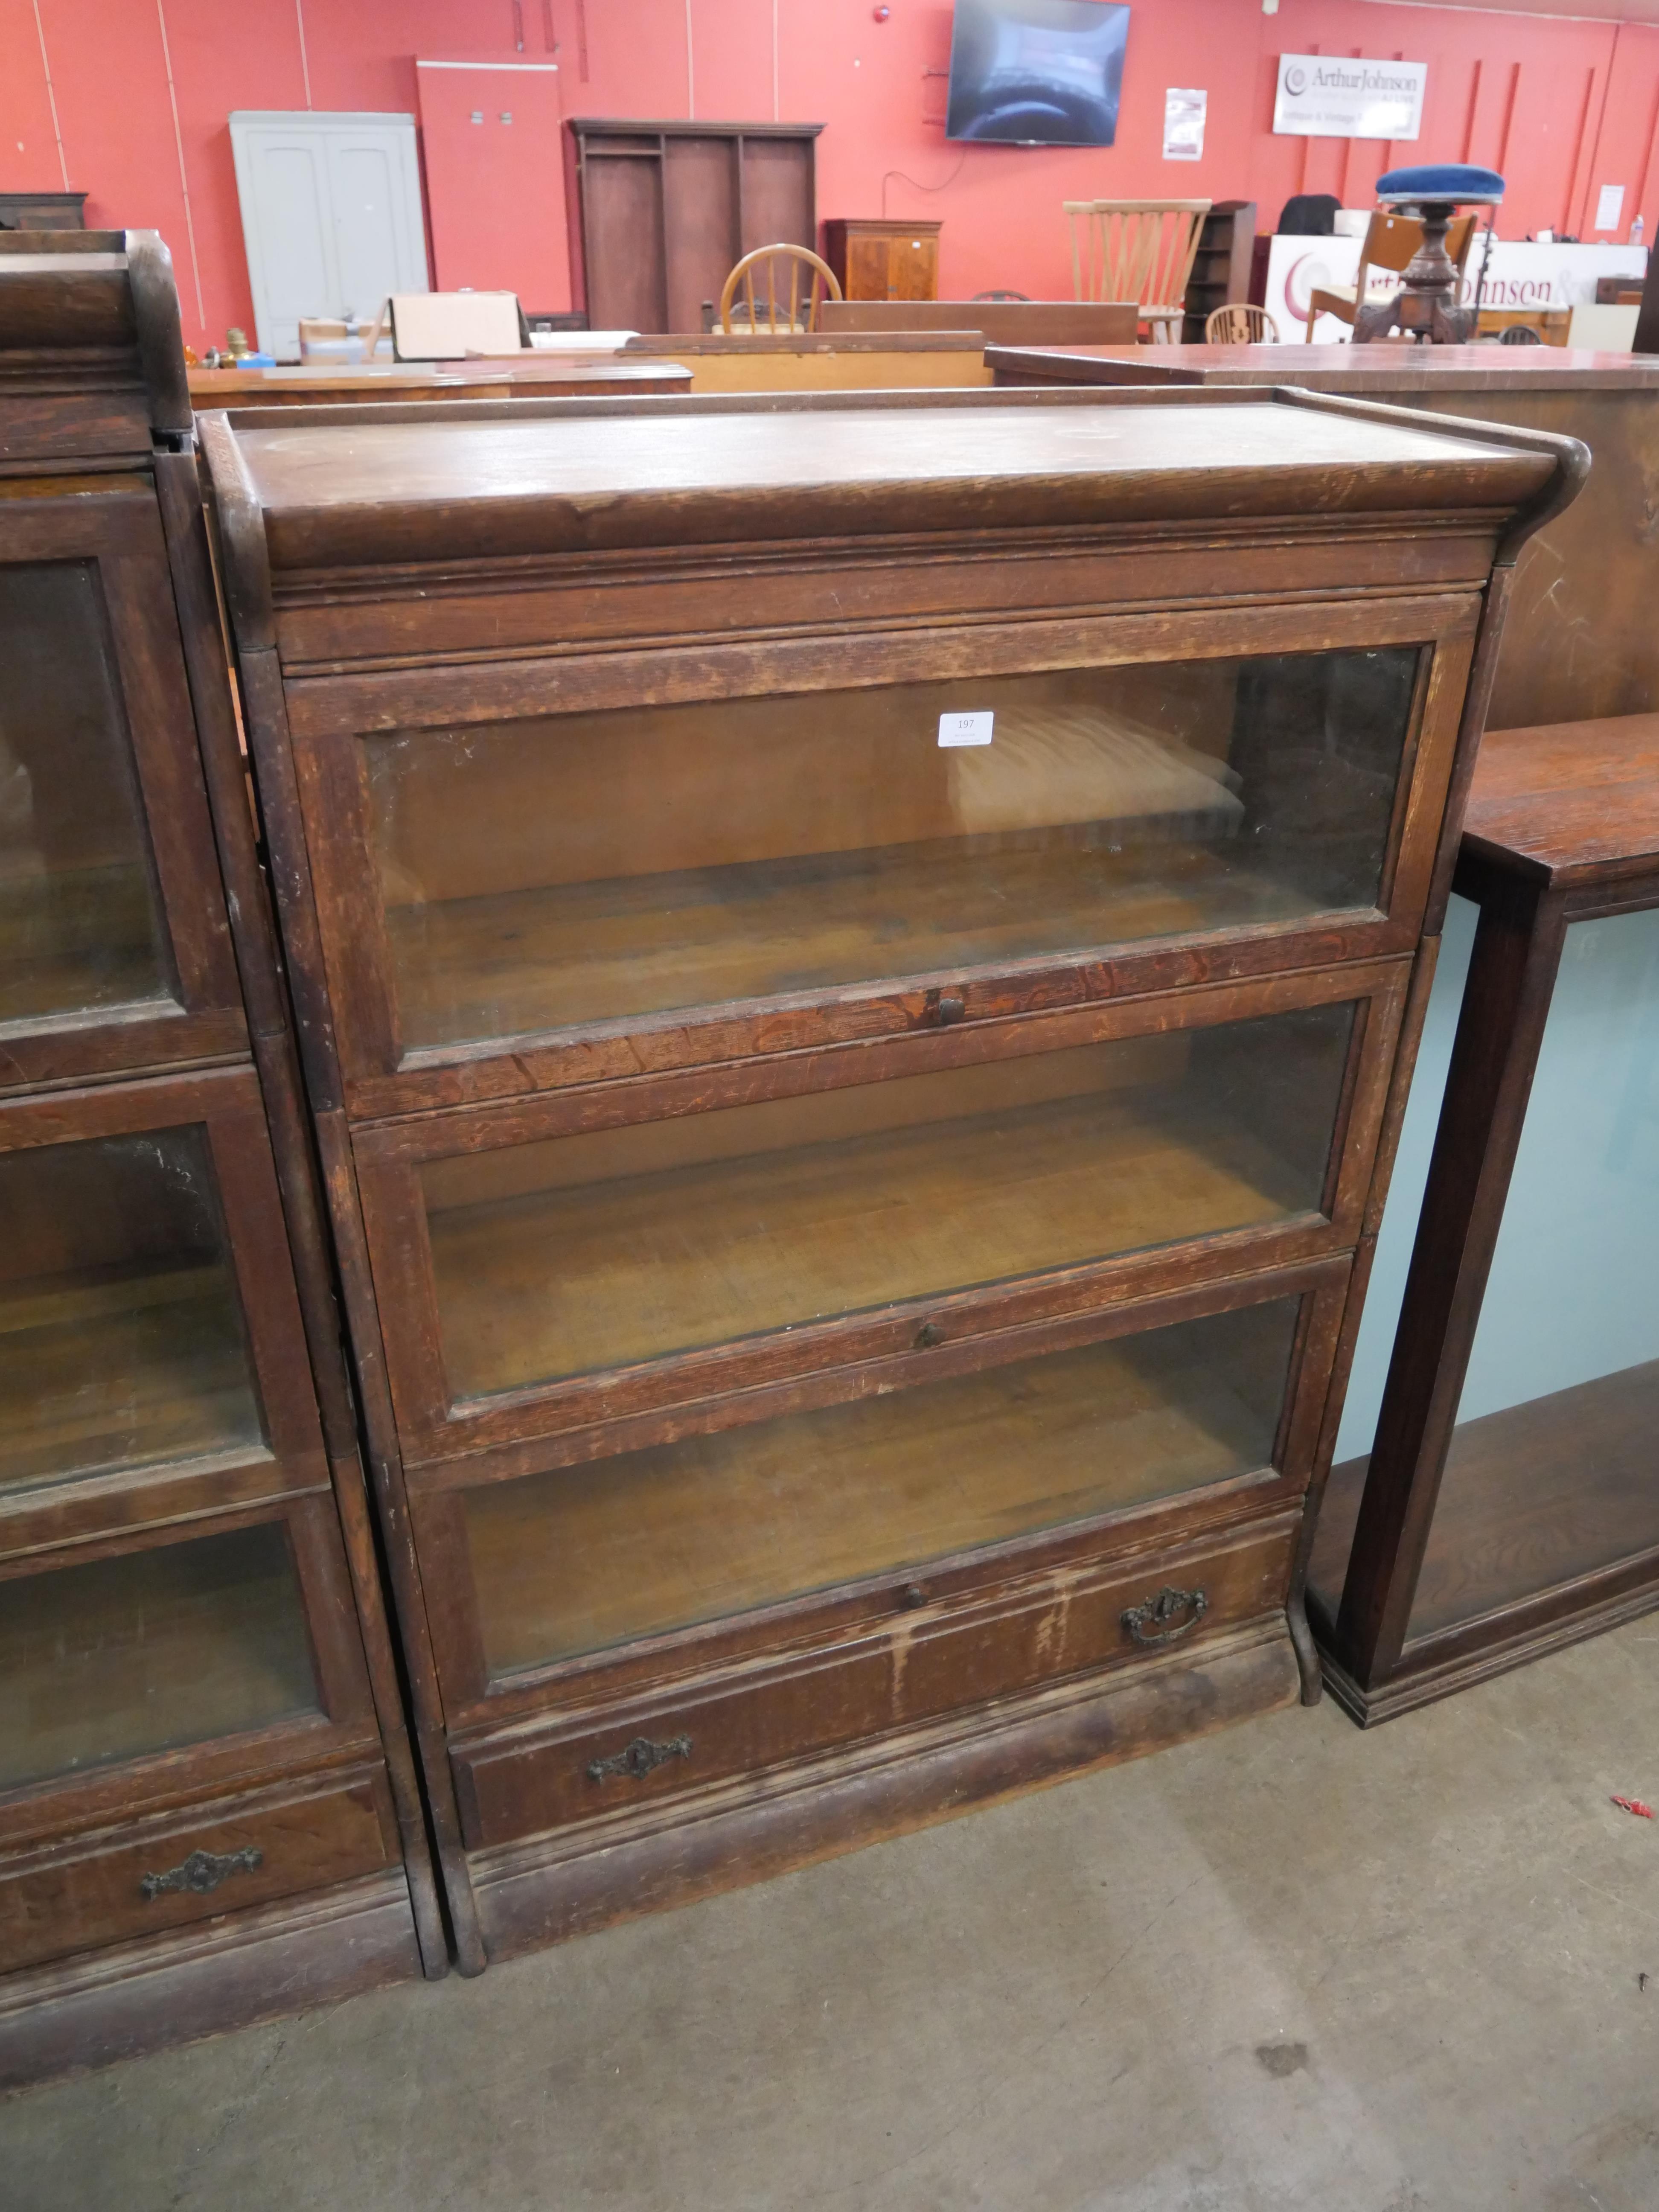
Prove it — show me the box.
[1408,908,1659,1642]
[0,562,172,1024]
[423,1003,1352,1402]
[0,1523,320,1789]
[0,1126,266,1491]
[367,648,1417,1052]
[465,1297,1300,1673]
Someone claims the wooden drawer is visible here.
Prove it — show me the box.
[0,1765,399,1975]
[452,1513,1296,1849]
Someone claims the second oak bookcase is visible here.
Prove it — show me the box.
[199,387,1582,1967]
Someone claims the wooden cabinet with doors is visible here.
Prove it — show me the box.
[566,119,822,334]
[0,230,442,2087]
[200,383,1582,1967]
[824,218,942,302]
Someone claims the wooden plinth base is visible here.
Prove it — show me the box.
[0,1869,421,2095]
[470,1619,1299,1963]
[1317,1571,1659,1727]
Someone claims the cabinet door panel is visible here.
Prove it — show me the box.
[356,960,1404,1465]
[419,1001,1350,1401]
[0,492,244,1086]
[461,1293,1304,1677]
[359,646,1419,1064]
[0,1522,321,1793]
[0,1069,328,1550]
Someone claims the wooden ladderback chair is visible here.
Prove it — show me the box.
[1064,200,1211,341]
[1306,211,1477,339]
[1205,303,1280,344]
[719,244,843,335]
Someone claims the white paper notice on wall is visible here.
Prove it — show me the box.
[938,710,994,747]
[1164,89,1206,162]
[1595,183,1626,234]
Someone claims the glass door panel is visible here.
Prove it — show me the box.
[420,1002,1353,1401]
[1406,908,1659,1642]
[367,647,1418,1051]
[0,1127,265,1491]
[464,1296,1301,1673]
[0,561,173,1025]
[0,1523,320,1790]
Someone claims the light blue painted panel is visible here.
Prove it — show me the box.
[1334,894,1476,1464]
[1458,904,1659,1420]
[1334,896,1659,1464]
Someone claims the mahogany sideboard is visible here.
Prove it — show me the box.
[0,230,442,2085]
[987,343,1659,735]
[1309,715,1659,1720]
[198,384,1582,1967]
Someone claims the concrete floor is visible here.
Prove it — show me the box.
[5,1619,1658,2212]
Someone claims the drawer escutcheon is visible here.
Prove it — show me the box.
[139,1845,265,1901]
[587,1734,693,1784]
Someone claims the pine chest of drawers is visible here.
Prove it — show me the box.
[201,387,1583,1965]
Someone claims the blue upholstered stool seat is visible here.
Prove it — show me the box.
[1376,163,1505,205]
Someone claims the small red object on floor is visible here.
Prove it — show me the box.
[1611,1796,1655,1819]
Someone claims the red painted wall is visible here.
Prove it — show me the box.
[5,0,1656,346]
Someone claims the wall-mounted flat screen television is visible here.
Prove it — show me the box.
[946,0,1130,147]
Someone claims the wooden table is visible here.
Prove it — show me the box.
[619,331,991,393]
[189,359,692,407]
[1308,713,1659,1722]
[987,344,1659,733]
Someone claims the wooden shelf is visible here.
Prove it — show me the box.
[387,837,1326,1051]
[0,1261,264,1490]
[0,1523,320,1792]
[464,1297,1299,1671]
[1310,1360,1659,1641]
[424,1010,1350,1400]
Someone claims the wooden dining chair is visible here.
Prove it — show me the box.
[719,245,843,335]
[1205,303,1280,344]
[1064,200,1211,342]
[1306,211,1477,340]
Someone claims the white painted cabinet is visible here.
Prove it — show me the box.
[230,112,428,358]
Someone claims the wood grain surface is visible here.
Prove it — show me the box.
[1461,713,1659,882]
[1313,1361,1659,1644]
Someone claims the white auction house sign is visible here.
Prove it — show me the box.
[1273,53,1426,140]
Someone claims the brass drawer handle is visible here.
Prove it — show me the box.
[140,1845,264,1901]
[1121,1586,1209,1647]
[587,1733,692,1784]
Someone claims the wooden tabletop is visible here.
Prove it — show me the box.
[1463,714,1659,886]
[988,343,1659,393]
[208,388,1561,570]
[620,331,987,357]
[188,360,692,406]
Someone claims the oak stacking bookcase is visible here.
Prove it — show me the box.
[0,230,442,2084]
[198,385,1583,1967]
